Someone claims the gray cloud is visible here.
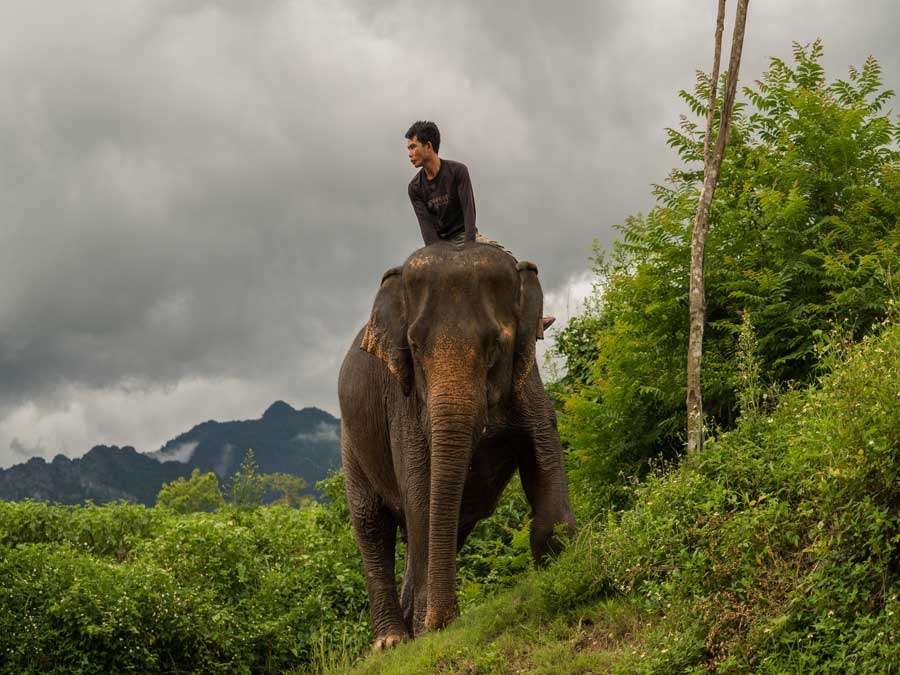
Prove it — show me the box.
[215,443,236,479]
[153,440,199,464]
[1,0,899,466]
[9,437,47,460]
[293,421,339,444]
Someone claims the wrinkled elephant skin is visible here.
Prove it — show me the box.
[338,241,575,649]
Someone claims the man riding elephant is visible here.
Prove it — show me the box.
[339,241,576,651]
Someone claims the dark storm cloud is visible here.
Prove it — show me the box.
[1,1,898,465]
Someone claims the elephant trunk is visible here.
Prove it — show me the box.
[425,387,481,630]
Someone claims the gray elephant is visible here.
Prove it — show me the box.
[338,241,575,650]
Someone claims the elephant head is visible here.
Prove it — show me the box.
[360,241,545,629]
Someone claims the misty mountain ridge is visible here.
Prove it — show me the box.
[0,401,341,506]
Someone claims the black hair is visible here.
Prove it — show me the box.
[405,120,440,154]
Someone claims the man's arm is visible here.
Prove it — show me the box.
[409,182,440,245]
[456,164,477,242]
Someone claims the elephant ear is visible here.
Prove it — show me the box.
[513,261,544,392]
[360,266,413,395]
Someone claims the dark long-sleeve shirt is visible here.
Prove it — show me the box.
[408,159,477,245]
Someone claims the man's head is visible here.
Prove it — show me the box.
[406,120,440,168]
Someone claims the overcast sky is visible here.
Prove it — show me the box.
[2,1,898,467]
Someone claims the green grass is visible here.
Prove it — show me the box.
[323,570,662,674]
[335,322,900,674]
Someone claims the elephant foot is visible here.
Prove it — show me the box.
[424,605,458,632]
[372,631,407,653]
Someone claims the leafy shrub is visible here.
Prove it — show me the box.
[456,481,532,607]
[536,321,900,673]
[0,499,164,559]
[0,493,369,674]
[156,468,225,513]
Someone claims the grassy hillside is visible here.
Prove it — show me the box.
[338,321,900,674]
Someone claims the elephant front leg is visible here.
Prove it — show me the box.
[518,413,576,564]
[345,466,408,651]
[520,459,575,563]
[395,427,432,637]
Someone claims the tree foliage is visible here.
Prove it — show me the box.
[156,468,225,514]
[263,473,310,509]
[229,448,267,509]
[156,450,312,512]
[555,41,900,515]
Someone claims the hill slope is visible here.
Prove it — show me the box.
[337,324,900,674]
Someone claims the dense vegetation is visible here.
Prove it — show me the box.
[345,316,900,674]
[0,473,368,675]
[1,42,898,674]
[554,40,900,515]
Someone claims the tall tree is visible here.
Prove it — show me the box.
[554,42,900,515]
[687,0,750,453]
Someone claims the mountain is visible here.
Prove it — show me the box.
[151,401,341,487]
[0,447,193,505]
[0,401,341,506]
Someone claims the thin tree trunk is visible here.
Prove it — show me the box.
[686,0,749,454]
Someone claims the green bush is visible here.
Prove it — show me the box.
[156,468,226,513]
[0,492,369,674]
[536,321,900,673]
[456,481,532,608]
[0,499,165,559]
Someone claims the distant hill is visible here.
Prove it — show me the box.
[0,401,341,506]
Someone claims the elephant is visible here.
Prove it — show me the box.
[338,240,576,651]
